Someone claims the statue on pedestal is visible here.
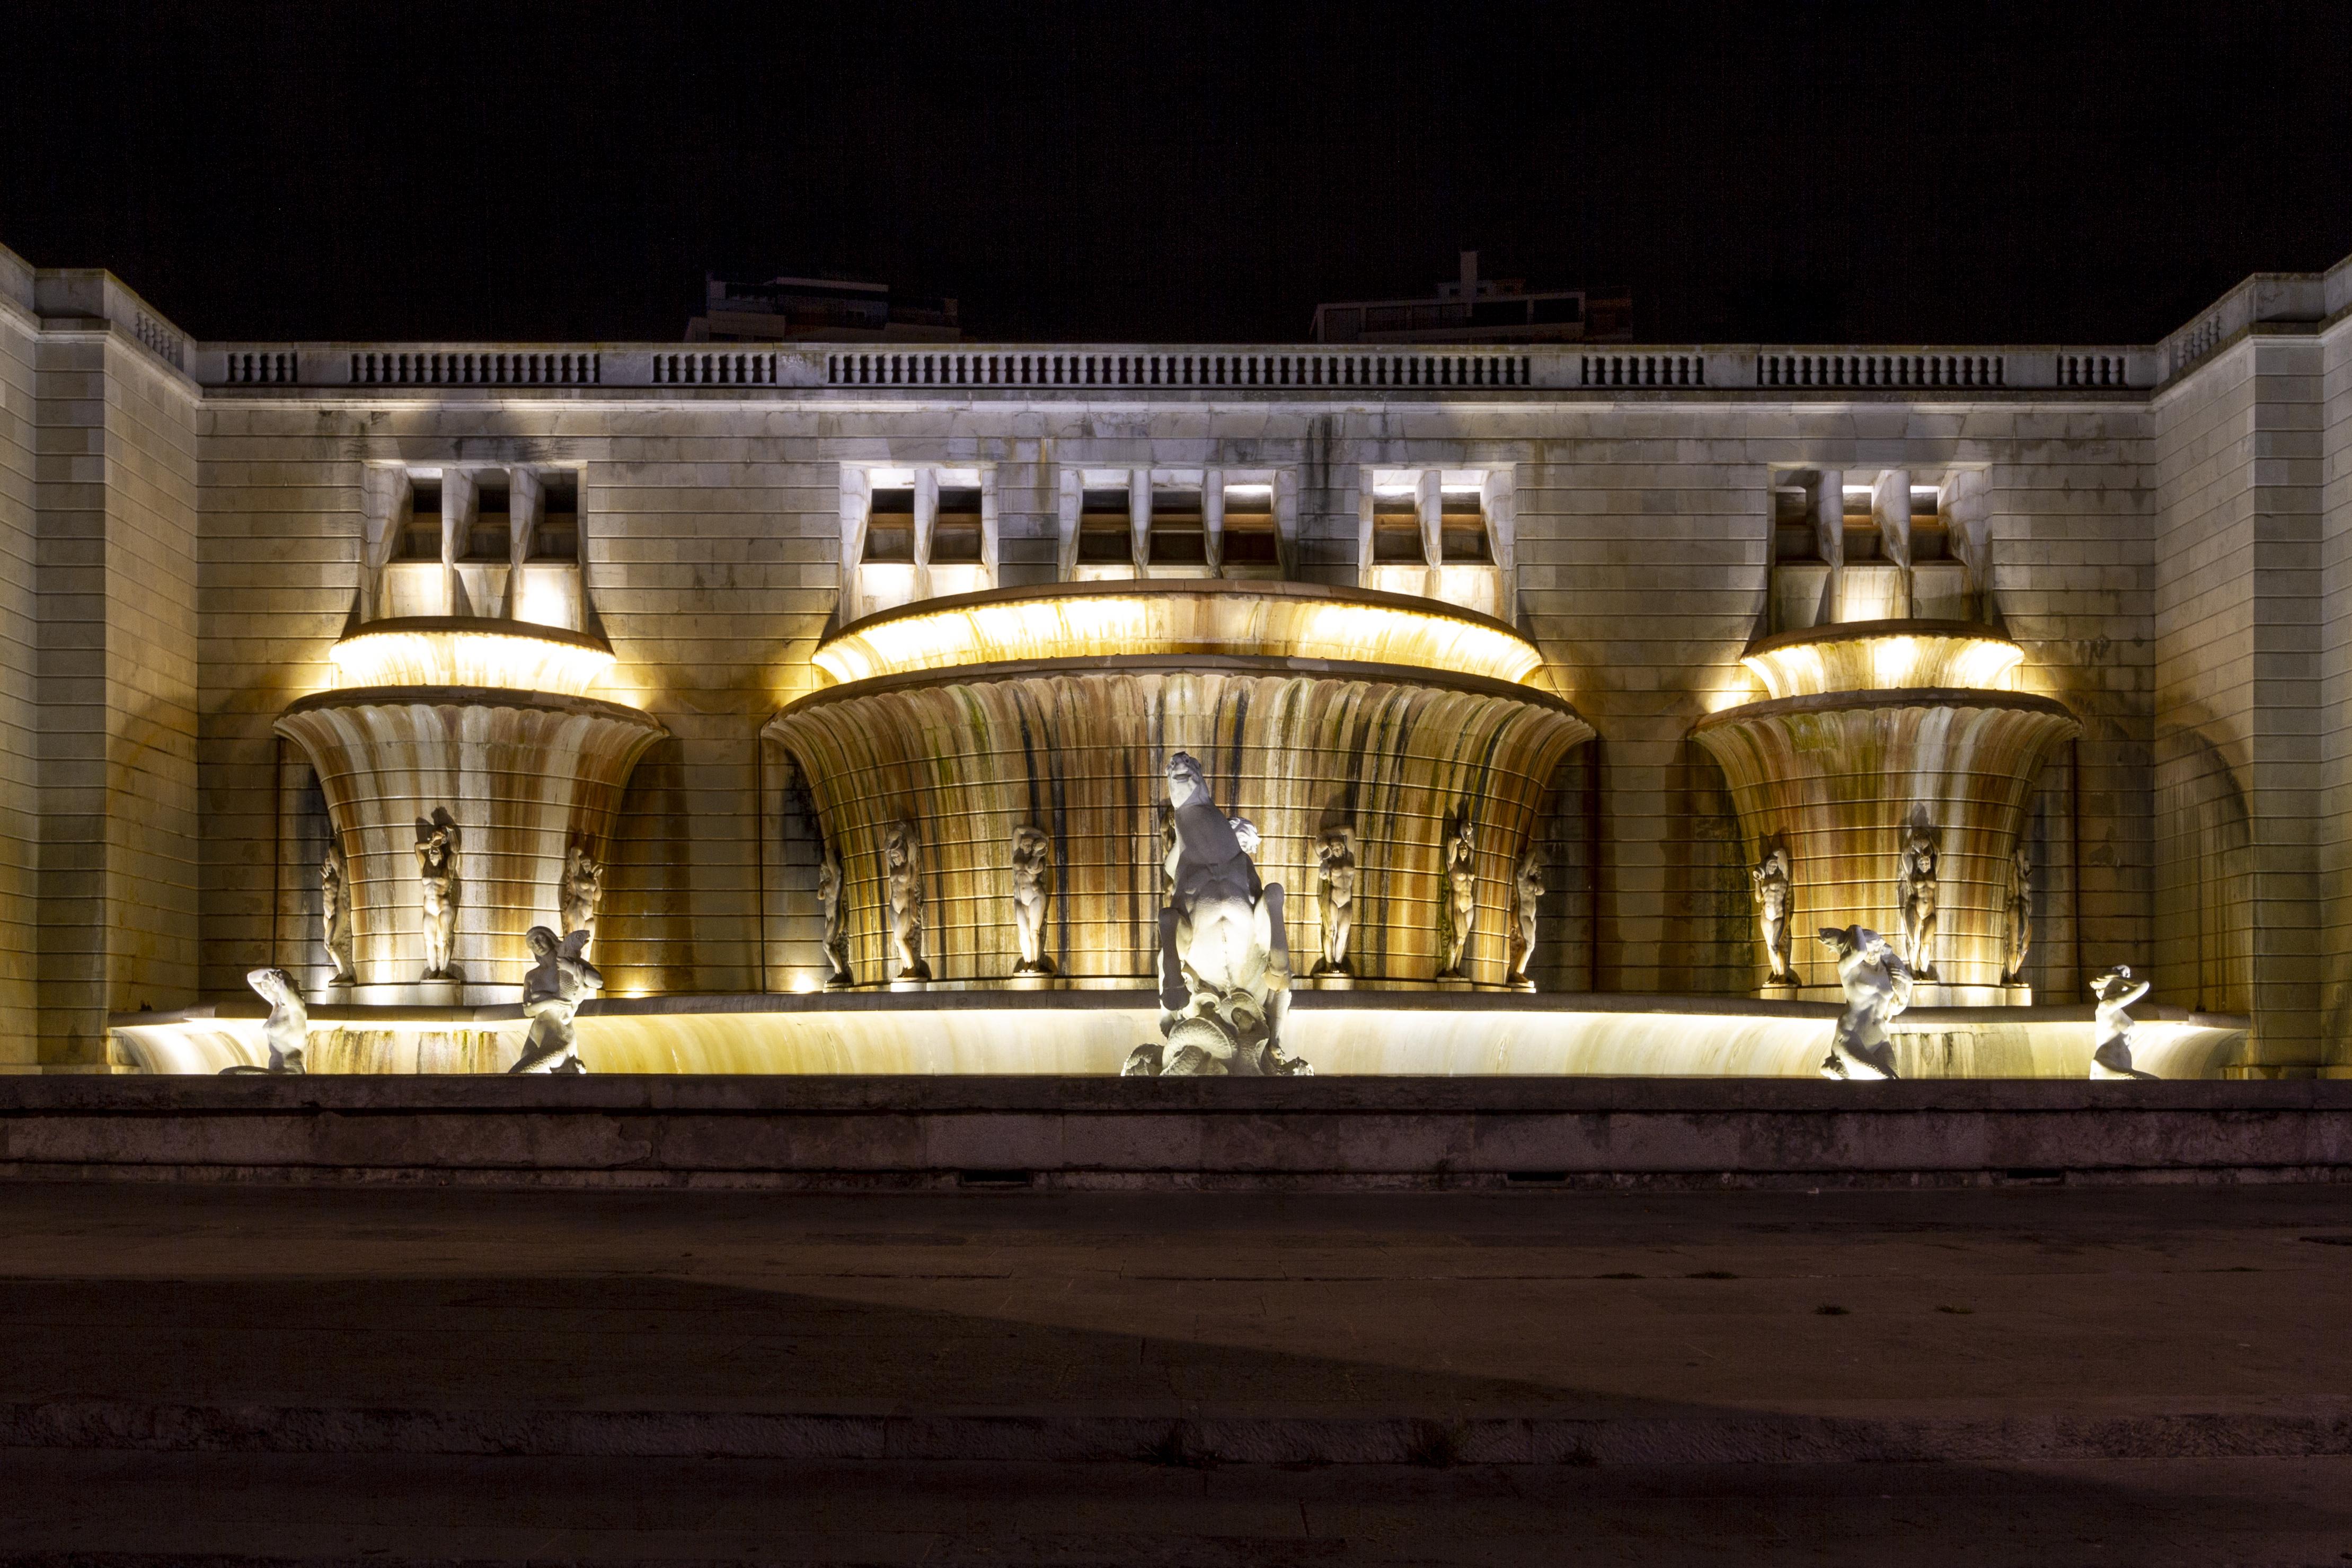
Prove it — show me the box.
[1816,925,1911,1080]
[1436,813,1476,980]
[320,844,356,987]
[817,840,851,986]
[1010,825,1056,976]
[1749,845,1796,985]
[2090,964,2158,1079]
[509,926,599,1074]
[222,966,308,1075]
[1121,751,1306,1076]
[415,817,459,981]
[1312,826,1357,977]
[560,844,604,953]
[2002,847,2034,985]
[1508,844,1545,988]
[1897,827,1939,980]
[884,818,930,982]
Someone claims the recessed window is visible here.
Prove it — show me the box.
[530,472,580,560]
[933,485,984,564]
[464,472,511,561]
[1439,485,1490,563]
[1148,485,1207,566]
[1077,484,1132,564]
[1222,483,1279,567]
[396,478,443,561]
[1372,490,1421,563]
[864,485,916,564]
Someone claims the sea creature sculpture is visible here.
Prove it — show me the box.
[509,925,600,1074]
[222,966,307,1075]
[2090,964,2158,1079]
[1121,751,1306,1076]
[1815,925,1912,1080]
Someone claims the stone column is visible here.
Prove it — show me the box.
[839,466,871,621]
[505,467,541,621]
[1202,470,1226,577]
[912,467,939,603]
[438,468,473,618]
[1416,469,1444,598]
[1873,468,1914,614]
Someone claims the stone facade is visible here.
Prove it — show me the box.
[5,238,2352,1074]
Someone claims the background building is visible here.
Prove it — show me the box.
[1311,251,1631,344]
[687,273,960,342]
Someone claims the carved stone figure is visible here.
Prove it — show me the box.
[560,844,604,952]
[2002,846,2034,985]
[1508,844,1545,987]
[1815,925,1912,1080]
[2090,964,2158,1080]
[1121,751,1307,1076]
[1897,827,1940,979]
[1749,845,1796,985]
[415,818,460,981]
[509,925,600,1074]
[320,843,356,987]
[222,967,307,1074]
[1156,800,1177,895]
[1312,826,1357,977]
[816,840,851,986]
[1436,813,1477,979]
[1010,825,1055,975]
[884,818,930,981]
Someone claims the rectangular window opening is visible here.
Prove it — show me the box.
[1439,491,1490,563]
[1148,486,1206,565]
[1077,485,1133,564]
[864,485,916,564]
[464,473,511,561]
[1222,485,1280,567]
[530,471,580,560]
[396,477,443,561]
[933,486,985,564]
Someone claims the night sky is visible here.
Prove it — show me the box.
[5,1,2350,347]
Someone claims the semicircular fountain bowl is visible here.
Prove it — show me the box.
[275,617,666,999]
[767,581,1594,988]
[1693,619,2077,1002]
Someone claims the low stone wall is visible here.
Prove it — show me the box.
[1,1077,2345,1190]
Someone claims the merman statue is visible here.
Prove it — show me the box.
[1815,925,1912,1080]
[1122,751,1308,1076]
[222,967,307,1075]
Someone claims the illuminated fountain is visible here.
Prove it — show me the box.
[765,581,1595,990]
[273,617,665,1006]
[1695,622,2077,1005]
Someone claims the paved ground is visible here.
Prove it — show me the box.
[0,1180,2347,1563]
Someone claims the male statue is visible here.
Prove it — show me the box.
[1815,925,1912,1080]
[884,819,930,981]
[509,925,600,1074]
[560,843,604,953]
[1010,825,1055,976]
[415,818,459,981]
[1312,826,1357,977]
[222,966,308,1075]
[1436,814,1476,980]
[1897,827,1939,980]
[1122,751,1306,1076]
[1508,844,1545,988]
[320,843,356,987]
[2090,964,2158,1080]
[1749,845,1796,985]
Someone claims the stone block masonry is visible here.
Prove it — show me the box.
[4,236,2352,1071]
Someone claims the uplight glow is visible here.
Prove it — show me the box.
[1743,628,2023,699]
[330,624,616,697]
[812,584,1544,686]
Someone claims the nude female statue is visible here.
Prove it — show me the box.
[1436,815,1476,979]
[1815,925,1912,1080]
[884,819,930,981]
[1508,844,1545,988]
[509,926,600,1074]
[1896,827,1939,980]
[221,966,308,1075]
[2090,964,2158,1079]
[320,843,356,987]
[816,839,850,986]
[560,843,604,953]
[1313,826,1357,976]
[1749,845,1795,984]
[1010,825,1055,975]
[415,819,459,981]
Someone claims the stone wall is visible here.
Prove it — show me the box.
[0,256,41,1064]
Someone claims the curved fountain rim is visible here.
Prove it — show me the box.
[1742,618,2020,659]
[765,652,1592,727]
[333,616,616,655]
[1692,685,2079,732]
[823,578,1534,651]
[278,684,668,730]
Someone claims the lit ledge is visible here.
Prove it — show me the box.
[814,581,1545,687]
[1741,619,2023,699]
[330,617,617,697]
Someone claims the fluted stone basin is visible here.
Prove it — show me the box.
[1694,621,2077,1003]
[767,582,1594,989]
[276,621,666,1000]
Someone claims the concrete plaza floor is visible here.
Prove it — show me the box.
[0,1179,2347,1563]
